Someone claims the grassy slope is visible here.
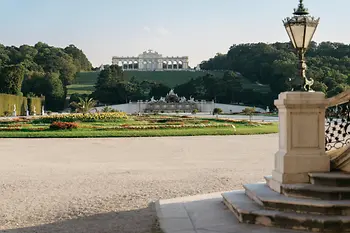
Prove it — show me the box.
[67,71,270,95]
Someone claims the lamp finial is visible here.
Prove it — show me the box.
[293,0,309,15]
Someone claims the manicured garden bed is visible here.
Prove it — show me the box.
[0,113,278,138]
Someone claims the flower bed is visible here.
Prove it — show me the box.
[32,112,128,123]
[94,123,234,130]
[50,122,78,130]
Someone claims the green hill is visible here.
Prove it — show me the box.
[67,70,270,95]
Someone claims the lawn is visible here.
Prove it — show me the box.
[0,113,278,138]
[67,71,271,95]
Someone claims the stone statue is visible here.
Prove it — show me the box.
[33,106,36,116]
[168,89,175,95]
[42,106,45,115]
[159,97,166,102]
[189,96,195,102]
[179,96,186,103]
[266,106,270,113]
[12,104,16,117]
[150,96,156,102]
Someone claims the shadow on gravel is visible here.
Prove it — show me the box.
[0,203,163,233]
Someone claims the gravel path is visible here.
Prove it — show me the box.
[0,135,277,233]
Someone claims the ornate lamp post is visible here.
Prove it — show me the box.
[283,0,320,91]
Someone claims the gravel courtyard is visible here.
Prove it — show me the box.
[0,135,277,233]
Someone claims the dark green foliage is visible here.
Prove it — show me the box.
[213,108,223,115]
[22,72,65,111]
[93,65,140,104]
[149,83,170,99]
[69,93,90,112]
[0,42,92,111]
[200,41,350,98]
[64,45,92,71]
[0,64,25,95]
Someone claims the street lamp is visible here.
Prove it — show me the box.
[283,0,320,91]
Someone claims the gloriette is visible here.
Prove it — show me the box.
[112,50,189,71]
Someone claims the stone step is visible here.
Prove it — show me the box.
[244,183,350,215]
[282,183,350,200]
[309,172,350,187]
[222,190,350,232]
[265,175,350,200]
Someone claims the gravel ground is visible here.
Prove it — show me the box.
[0,135,277,233]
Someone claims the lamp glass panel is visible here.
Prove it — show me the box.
[289,24,306,49]
[285,25,296,48]
[303,24,317,49]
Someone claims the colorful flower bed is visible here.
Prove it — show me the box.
[50,122,79,130]
[32,112,128,123]
[85,123,234,130]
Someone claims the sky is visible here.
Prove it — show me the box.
[1,0,350,67]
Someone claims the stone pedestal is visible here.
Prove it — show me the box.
[269,92,330,193]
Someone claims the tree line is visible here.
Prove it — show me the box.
[91,65,273,108]
[0,43,92,111]
[2,41,350,112]
[200,41,350,99]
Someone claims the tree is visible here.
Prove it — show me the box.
[70,97,97,114]
[0,64,25,95]
[149,83,170,99]
[22,72,65,111]
[64,44,92,71]
[242,107,256,121]
[213,108,222,117]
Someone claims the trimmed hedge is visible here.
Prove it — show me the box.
[28,97,43,115]
[0,94,43,117]
[0,94,27,116]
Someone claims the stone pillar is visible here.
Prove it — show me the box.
[269,92,330,193]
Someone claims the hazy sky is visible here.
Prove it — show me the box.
[1,0,349,67]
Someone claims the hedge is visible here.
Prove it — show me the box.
[0,94,43,117]
[0,94,27,116]
[28,97,43,115]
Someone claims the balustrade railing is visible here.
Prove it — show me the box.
[325,90,350,152]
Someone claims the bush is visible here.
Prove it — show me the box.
[213,108,223,115]
[49,121,78,130]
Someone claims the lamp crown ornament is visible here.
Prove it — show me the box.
[293,0,309,15]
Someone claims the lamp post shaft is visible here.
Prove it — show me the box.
[297,50,314,92]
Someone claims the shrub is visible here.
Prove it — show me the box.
[49,121,78,130]
[213,108,223,115]
[242,107,256,121]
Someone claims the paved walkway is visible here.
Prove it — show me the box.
[156,192,303,233]
[0,135,277,233]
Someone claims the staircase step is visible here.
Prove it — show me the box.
[244,183,350,215]
[222,190,350,232]
[282,183,350,200]
[310,172,350,187]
